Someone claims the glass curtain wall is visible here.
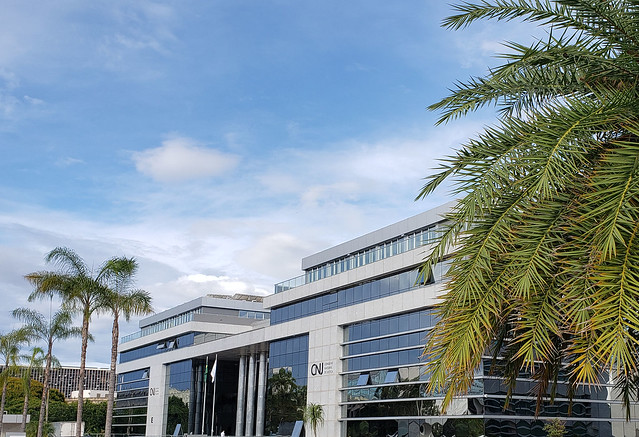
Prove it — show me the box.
[343,309,627,437]
[266,335,309,435]
[164,360,192,436]
[112,368,149,437]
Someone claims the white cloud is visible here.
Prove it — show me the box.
[150,274,270,312]
[132,137,240,183]
[23,95,44,105]
[56,157,84,167]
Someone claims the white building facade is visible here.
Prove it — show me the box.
[115,202,638,437]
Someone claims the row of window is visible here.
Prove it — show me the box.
[121,309,202,343]
[274,222,443,293]
[119,333,196,364]
[345,347,424,372]
[238,310,270,320]
[346,308,439,343]
[114,369,149,435]
[268,335,309,387]
[271,269,434,325]
[305,225,441,282]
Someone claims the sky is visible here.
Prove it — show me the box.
[0,1,539,367]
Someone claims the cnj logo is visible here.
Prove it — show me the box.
[310,363,324,376]
[310,361,334,377]
[311,363,324,376]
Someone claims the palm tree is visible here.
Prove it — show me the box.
[19,347,45,432]
[101,257,152,437]
[25,247,111,437]
[303,403,324,437]
[12,307,81,437]
[0,329,30,436]
[418,0,639,414]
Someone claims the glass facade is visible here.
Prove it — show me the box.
[268,335,309,387]
[342,310,633,437]
[271,263,450,325]
[121,309,202,343]
[160,359,238,436]
[266,335,309,435]
[120,332,196,364]
[274,223,443,293]
[113,368,149,437]
[164,360,192,436]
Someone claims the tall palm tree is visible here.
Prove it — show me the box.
[101,257,152,437]
[19,347,45,432]
[12,307,81,437]
[0,329,30,436]
[303,403,324,437]
[419,0,639,414]
[25,247,110,437]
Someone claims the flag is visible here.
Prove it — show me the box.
[211,356,217,382]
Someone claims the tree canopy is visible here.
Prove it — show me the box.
[419,0,639,414]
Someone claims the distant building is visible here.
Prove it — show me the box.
[2,413,29,436]
[70,389,110,401]
[1,366,109,399]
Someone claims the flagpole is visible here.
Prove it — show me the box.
[211,354,218,436]
[201,356,208,434]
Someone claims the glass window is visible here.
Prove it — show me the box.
[385,370,398,384]
[345,287,354,305]
[370,280,381,300]
[353,285,363,303]
[389,316,399,334]
[370,320,380,337]
[380,277,390,297]
[362,282,372,300]
[369,354,380,369]
[389,274,400,294]
[379,352,389,368]
[357,373,369,386]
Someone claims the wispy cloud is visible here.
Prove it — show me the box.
[55,157,84,167]
[132,137,240,183]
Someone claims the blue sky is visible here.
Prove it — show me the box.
[0,1,537,366]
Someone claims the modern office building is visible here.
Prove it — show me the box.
[115,202,639,437]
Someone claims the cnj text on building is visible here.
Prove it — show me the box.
[310,361,334,376]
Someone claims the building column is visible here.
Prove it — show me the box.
[245,354,257,436]
[193,362,203,434]
[255,350,267,436]
[235,355,247,436]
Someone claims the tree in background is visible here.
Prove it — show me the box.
[165,395,189,436]
[26,420,54,437]
[0,329,30,436]
[419,0,639,414]
[100,257,152,437]
[25,247,111,437]
[82,401,107,435]
[19,347,45,432]
[303,403,324,437]
[3,377,65,416]
[12,307,80,437]
[265,369,306,435]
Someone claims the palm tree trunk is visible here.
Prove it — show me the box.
[38,342,53,437]
[104,312,119,437]
[21,378,30,432]
[75,313,90,437]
